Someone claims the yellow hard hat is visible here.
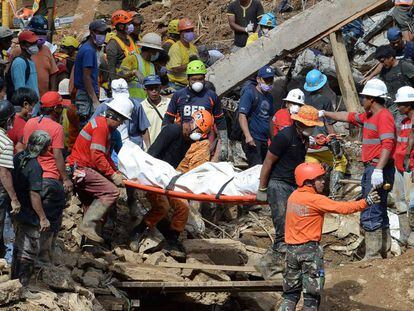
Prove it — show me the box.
[61,36,80,49]
[168,19,180,35]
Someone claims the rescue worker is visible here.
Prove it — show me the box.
[246,12,277,46]
[304,69,348,197]
[67,97,134,243]
[166,18,199,89]
[106,10,138,83]
[119,33,163,99]
[163,60,229,161]
[130,110,214,258]
[320,79,396,259]
[54,36,80,82]
[256,105,323,278]
[392,86,414,247]
[22,91,72,266]
[272,88,305,136]
[279,162,380,311]
[11,130,51,287]
[128,11,143,43]
[163,19,180,52]
[0,26,13,77]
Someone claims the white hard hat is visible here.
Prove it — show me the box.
[58,78,70,96]
[283,88,305,105]
[111,78,129,98]
[99,87,108,102]
[394,86,414,103]
[138,33,163,51]
[106,97,133,120]
[360,78,388,98]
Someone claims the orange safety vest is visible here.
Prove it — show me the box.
[109,35,139,58]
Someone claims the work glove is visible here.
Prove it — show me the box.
[256,188,268,202]
[218,130,229,161]
[404,154,411,172]
[245,21,254,33]
[111,172,125,187]
[371,168,383,189]
[366,188,381,205]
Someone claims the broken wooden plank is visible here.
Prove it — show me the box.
[207,0,389,96]
[158,262,258,273]
[115,280,283,292]
[110,262,183,282]
[330,31,361,112]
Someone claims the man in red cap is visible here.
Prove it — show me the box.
[22,91,72,266]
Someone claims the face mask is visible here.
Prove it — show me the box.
[183,32,196,43]
[191,82,204,93]
[289,105,300,114]
[302,128,314,137]
[150,52,159,62]
[27,45,39,55]
[159,66,167,75]
[126,24,134,35]
[260,83,273,93]
[37,36,46,46]
[260,28,270,36]
[94,34,106,46]
[190,132,203,141]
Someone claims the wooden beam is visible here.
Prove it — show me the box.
[329,31,361,112]
[157,262,258,273]
[115,280,283,292]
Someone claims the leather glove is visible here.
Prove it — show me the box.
[245,21,254,33]
[371,168,383,189]
[366,189,381,205]
[218,130,229,161]
[256,189,268,202]
[111,172,125,187]
[404,154,411,172]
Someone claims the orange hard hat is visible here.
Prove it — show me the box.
[111,10,132,26]
[192,109,213,137]
[178,18,195,32]
[295,163,325,187]
[291,105,324,127]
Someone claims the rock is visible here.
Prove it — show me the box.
[184,273,230,305]
[42,266,76,292]
[81,268,103,288]
[0,279,22,306]
[71,267,84,283]
[138,228,165,253]
[55,251,79,269]
[145,252,167,266]
[111,262,183,282]
[58,292,94,311]
[77,256,109,271]
[114,247,144,264]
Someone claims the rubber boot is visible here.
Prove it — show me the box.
[78,199,111,243]
[163,229,186,261]
[329,171,344,198]
[363,229,382,260]
[255,247,285,280]
[278,299,297,311]
[12,258,33,287]
[381,228,391,258]
[37,231,56,267]
[129,221,149,252]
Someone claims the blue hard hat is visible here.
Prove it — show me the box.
[143,75,162,86]
[258,12,277,28]
[258,66,275,78]
[304,69,327,92]
[387,27,402,42]
[27,15,49,35]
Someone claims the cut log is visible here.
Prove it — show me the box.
[72,0,101,40]
[158,262,258,273]
[207,0,388,96]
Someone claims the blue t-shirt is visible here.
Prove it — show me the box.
[11,57,39,97]
[239,87,274,142]
[74,41,99,95]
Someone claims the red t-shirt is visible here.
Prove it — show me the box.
[7,114,26,151]
[272,108,293,136]
[394,116,414,172]
[23,116,64,179]
[348,109,396,163]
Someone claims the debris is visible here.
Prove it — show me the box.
[41,266,76,292]
[111,262,183,282]
[138,227,165,254]
[81,268,104,288]
[0,279,22,306]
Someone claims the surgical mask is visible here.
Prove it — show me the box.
[260,83,273,93]
[191,82,204,93]
[94,34,106,46]
[289,105,300,114]
[183,32,196,43]
[260,28,270,36]
[27,45,39,55]
[190,132,203,141]
[126,24,134,35]
[302,128,314,137]
[37,36,46,46]
[150,52,159,62]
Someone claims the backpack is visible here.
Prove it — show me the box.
[5,56,31,101]
[230,84,260,141]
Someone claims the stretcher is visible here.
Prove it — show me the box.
[124,180,264,204]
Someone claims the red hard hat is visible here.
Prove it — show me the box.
[294,162,325,187]
[178,18,195,32]
[41,91,71,108]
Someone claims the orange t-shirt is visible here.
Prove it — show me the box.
[285,186,367,245]
[23,116,64,180]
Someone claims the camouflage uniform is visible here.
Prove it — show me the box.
[280,242,324,311]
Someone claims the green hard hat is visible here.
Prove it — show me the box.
[186,60,207,75]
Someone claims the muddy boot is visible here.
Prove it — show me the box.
[363,229,382,260]
[129,222,149,252]
[12,259,34,287]
[381,228,391,258]
[329,171,344,198]
[255,248,285,279]
[37,231,56,267]
[78,200,111,243]
[163,229,186,261]
[278,299,297,311]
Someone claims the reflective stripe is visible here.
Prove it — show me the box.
[363,138,380,144]
[364,123,377,131]
[398,136,409,143]
[91,143,106,152]
[80,130,92,141]
[355,114,363,125]
[379,133,395,140]
[91,118,97,129]
[401,124,412,130]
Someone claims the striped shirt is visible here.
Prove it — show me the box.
[0,128,14,169]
